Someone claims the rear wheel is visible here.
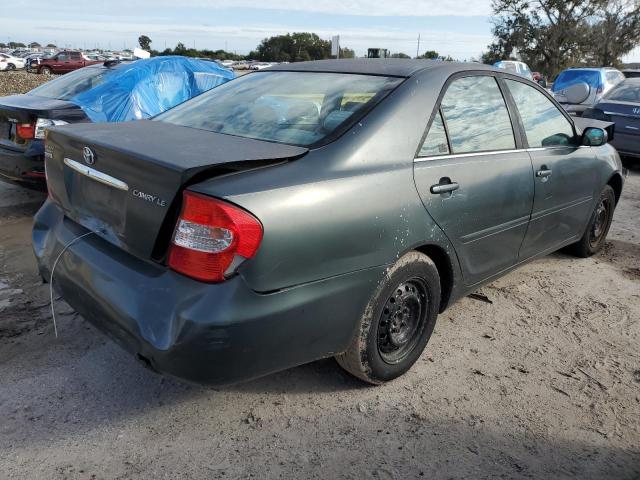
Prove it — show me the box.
[335,251,441,384]
[566,185,616,257]
[40,66,51,75]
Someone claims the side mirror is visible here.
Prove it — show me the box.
[582,127,608,147]
[537,79,547,88]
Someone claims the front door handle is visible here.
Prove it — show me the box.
[430,178,460,194]
[536,167,552,178]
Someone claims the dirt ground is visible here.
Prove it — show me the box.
[0,166,638,479]
[0,69,639,478]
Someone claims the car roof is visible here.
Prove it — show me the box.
[565,67,619,72]
[266,59,493,78]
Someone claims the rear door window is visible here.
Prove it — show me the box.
[440,76,516,153]
[505,79,575,147]
[418,110,449,157]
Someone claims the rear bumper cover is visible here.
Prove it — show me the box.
[0,140,45,184]
[33,201,384,384]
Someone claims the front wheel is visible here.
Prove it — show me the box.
[566,185,616,257]
[6,63,16,71]
[335,251,441,384]
[40,66,51,75]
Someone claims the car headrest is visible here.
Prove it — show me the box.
[323,110,353,131]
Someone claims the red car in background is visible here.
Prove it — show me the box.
[36,51,102,75]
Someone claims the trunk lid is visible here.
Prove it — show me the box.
[45,120,308,260]
[596,100,640,136]
[0,94,86,122]
[0,94,87,149]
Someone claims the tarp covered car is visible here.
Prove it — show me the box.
[0,56,235,186]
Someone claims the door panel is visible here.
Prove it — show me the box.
[415,152,534,286]
[520,147,597,257]
[503,78,597,259]
[413,75,534,286]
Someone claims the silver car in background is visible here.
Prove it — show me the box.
[552,67,625,116]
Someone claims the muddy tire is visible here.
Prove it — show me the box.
[335,251,441,384]
[40,66,51,75]
[566,185,616,258]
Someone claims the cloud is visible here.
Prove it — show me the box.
[11,0,493,17]
[4,16,491,58]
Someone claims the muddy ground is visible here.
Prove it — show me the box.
[0,71,638,478]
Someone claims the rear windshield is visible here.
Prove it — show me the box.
[155,71,403,147]
[552,70,602,92]
[603,80,640,102]
[28,66,113,101]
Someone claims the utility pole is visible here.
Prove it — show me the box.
[416,34,420,58]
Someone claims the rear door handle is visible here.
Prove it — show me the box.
[536,168,552,178]
[430,179,460,194]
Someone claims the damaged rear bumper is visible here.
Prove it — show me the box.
[0,141,46,186]
[32,201,383,384]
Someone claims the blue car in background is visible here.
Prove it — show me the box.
[552,67,625,116]
[0,56,234,187]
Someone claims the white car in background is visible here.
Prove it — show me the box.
[492,60,534,80]
[251,62,273,70]
[0,53,26,71]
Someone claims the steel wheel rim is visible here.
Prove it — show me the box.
[377,278,429,364]
[589,197,611,248]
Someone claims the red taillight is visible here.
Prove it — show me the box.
[16,123,35,139]
[168,191,263,282]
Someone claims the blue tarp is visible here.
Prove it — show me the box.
[71,56,235,122]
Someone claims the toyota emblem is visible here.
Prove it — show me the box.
[82,146,95,165]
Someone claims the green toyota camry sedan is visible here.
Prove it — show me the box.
[33,59,625,385]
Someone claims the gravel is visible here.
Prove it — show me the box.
[0,70,51,96]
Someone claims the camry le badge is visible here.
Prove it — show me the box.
[83,146,95,165]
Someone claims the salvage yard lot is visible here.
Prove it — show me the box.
[0,74,639,479]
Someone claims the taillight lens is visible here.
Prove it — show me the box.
[168,191,263,282]
[16,123,35,139]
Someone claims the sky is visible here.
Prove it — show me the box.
[3,0,640,62]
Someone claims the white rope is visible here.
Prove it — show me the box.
[49,231,95,338]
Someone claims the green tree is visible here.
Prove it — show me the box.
[254,33,348,62]
[588,0,640,67]
[29,42,41,48]
[8,42,26,48]
[390,52,411,58]
[418,50,440,59]
[138,35,152,51]
[482,0,640,77]
[340,47,356,58]
[46,43,57,48]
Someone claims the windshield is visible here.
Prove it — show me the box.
[552,70,602,92]
[155,71,403,147]
[603,80,640,102]
[27,66,113,101]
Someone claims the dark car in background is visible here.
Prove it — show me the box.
[0,56,234,186]
[552,67,625,116]
[33,60,624,385]
[622,69,640,79]
[583,78,640,160]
